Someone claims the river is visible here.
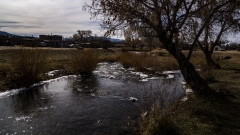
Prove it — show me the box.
[0,62,186,134]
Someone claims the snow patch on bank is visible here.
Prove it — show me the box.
[162,70,181,74]
[46,70,59,76]
[138,70,180,81]
[181,81,193,101]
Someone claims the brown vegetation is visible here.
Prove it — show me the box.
[8,48,50,88]
[118,52,178,72]
[0,46,240,134]
[67,49,99,75]
[136,51,240,135]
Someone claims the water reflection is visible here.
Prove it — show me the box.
[72,76,99,95]
[0,62,186,134]
[142,75,184,110]
[11,87,51,115]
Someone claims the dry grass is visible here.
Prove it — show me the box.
[154,56,179,71]
[67,50,99,75]
[213,51,240,64]
[117,52,178,72]
[0,48,73,90]
[190,51,207,66]
[99,50,120,62]
[139,103,179,135]
[8,47,50,87]
[138,93,240,135]
[100,53,119,62]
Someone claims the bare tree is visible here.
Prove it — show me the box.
[84,0,239,95]
[124,28,139,50]
[182,2,240,69]
[73,33,80,42]
[77,30,92,43]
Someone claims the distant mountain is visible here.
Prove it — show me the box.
[0,31,20,37]
[0,31,12,36]
[107,38,124,42]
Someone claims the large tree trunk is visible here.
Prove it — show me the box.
[159,33,215,96]
[205,52,221,69]
[178,53,215,95]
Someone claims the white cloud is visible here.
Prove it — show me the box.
[0,0,105,37]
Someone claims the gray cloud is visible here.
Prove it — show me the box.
[0,21,20,24]
[0,0,104,37]
[70,21,100,26]
[0,25,42,29]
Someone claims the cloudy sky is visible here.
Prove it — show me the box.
[0,0,108,38]
[0,0,239,42]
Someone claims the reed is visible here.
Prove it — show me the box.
[140,103,179,135]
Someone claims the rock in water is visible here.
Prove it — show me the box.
[127,97,138,102]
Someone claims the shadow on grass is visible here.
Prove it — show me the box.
[211,94,240,134]
[175,94,240,135]
[134,93,240,135]
[221,67,240,71]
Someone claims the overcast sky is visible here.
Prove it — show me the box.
[0,0,239,42]
[0,0,108,38]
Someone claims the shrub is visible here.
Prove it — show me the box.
[9,48,49,87]
[68,50,99,75]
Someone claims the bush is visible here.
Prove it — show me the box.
[68,50,99,75]
[9,48,49,87]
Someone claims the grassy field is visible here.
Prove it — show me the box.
[0,46,240,134]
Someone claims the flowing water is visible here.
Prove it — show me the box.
[0,62,186,135]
